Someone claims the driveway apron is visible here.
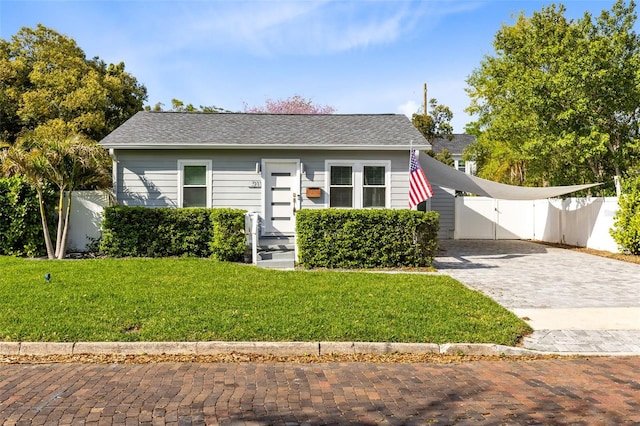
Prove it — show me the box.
[434,240,640,353]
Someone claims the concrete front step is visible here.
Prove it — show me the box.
[258,237,295,251]
[259,243,295,251]
[257,249,295,270]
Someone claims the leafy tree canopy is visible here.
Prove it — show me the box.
[428,148,455,167]
[0,24,147,143]
[465,0,640,192]
[411,98,454,144]
[145,98,230,113]
[243,95,336,114]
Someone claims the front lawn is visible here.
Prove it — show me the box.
[0,257,531,345]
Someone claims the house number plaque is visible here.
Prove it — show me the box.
[249,181,262,188]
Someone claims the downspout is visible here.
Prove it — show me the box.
[109,148,118,205]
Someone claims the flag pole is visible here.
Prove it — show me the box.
[409,139,413,168]
[408,139,434,210]
[423,83,427,117]
[409,139,414,210]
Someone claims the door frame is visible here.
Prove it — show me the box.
[261,159,301,236]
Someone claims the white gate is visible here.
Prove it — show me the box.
[454,196,620,252]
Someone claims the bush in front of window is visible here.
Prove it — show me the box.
[296,209,439,268]
[100,206,246,260]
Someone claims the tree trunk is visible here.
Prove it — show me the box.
[36,189,55,259]
[55,188,65,257]
[606,136,622,179]
[57,191,72,259]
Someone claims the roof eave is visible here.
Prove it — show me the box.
[102,143,432,151]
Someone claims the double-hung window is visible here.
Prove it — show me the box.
[178,160,212,207]
[363,165,386,208]
[326,161,390,208]
[329,165,353,207]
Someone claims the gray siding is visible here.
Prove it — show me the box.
[117,156,178,207]
[113,149,455,238]
[212,157,262,211]
[113,149,412,213]
[430,185,456,239]
[298,150,409,210]
[115,150,264,210]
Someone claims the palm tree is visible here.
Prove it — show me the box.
[45,135,111,258]
[1,134,112,259]
[1,139,56,258]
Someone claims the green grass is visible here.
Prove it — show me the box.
[0,257,531,345]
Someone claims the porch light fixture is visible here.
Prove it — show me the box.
[256,162,261,174]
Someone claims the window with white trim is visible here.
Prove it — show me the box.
[329,165,353,207]
[326,161,390,208]
[363,165,386,208]
[178,160,212,207]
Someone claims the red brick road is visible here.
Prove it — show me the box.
[1,357,639,425]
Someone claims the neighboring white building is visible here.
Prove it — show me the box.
[430,134,477,176]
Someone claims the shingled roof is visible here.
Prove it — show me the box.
[430,134,475,155]
[100,111,430,150]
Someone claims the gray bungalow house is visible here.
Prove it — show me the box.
[100,111,432,238]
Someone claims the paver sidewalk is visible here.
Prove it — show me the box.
[434,240,640,353]
[1,357,639,424]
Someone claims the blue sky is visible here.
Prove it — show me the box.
[0,0,623,132]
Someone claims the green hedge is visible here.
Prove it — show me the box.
[210,209,247,262]
[0,176,54,257]
[296,209,439,268]
[611,175,640,255]
[100,206,246,260]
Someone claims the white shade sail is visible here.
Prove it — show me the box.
[418,153,601,200]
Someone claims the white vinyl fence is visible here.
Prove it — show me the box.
[66,191,110,252]
[454,196,620,252]
[67,192,622,253]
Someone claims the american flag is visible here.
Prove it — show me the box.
[409,149,434,209]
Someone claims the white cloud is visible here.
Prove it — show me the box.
[187,1,326,55]
[397,100,420,118]
[319,3,416,52]
[165,0,432,56]
[90,0,484,67]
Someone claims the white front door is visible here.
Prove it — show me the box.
[263,160,299,236]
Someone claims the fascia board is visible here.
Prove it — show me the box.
[101,144,432,150]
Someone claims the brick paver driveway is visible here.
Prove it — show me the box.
[435,240,640,353]
[2,357,639,424]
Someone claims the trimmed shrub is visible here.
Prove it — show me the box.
[100,206,160,257]
[210,209,247,262]
[0,176,55,257]
[153,208,214,257]
[100,206,246,260]
[611,175,640,255]
[296,209,439,268]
